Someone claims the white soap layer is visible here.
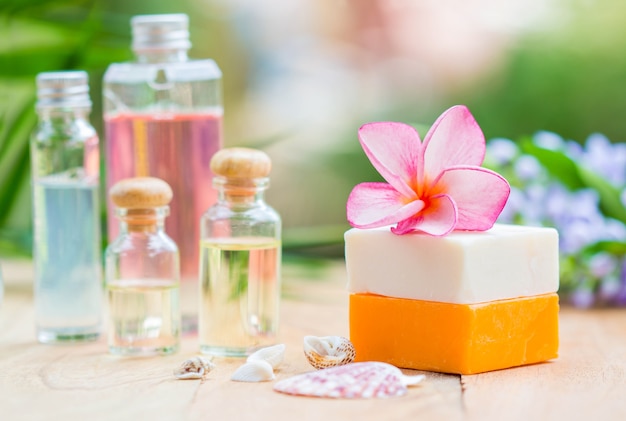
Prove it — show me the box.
[345,224,559,304]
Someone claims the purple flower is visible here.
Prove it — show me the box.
[560,221,600,254]
[570,287,595,308]
[582,133,626,186]
[534,131,565,151]
[486,138,519,166]
[487,131,626,307]
[498,187,525,223]
[598,276,620,302]
[514,155,543,181]
[565,140,584,160]
[613,260,626,306]
[589,253,617,278]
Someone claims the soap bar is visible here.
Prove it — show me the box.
[350,293,559,375]
[345,224,559,304]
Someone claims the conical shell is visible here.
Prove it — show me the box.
[174,357,215,380]
[303,335,355,370]
[247,344,286,369]
[273,362,425,399]
[231,360,275,382]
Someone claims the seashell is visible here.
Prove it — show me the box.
[231,360,275,382]
[303,335,355,370]
[174,357,216,380]
[247,344,286,369]
[273,362,425,399]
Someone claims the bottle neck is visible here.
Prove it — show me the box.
[36,107,91,123]
[214,176,269,205]
[134,48,189,64]
[116,207,169,234]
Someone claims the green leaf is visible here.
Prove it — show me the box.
[519,139,626,225]
[0,82,36,227]
[582,240,626,256]
[0,228,31,257]
[519,139,585,189]
[578,168,626,224]
[0,17,81,77]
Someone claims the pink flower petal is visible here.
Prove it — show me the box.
[391,194,457,236]
[358,122,422,199]
[347,182,425,228]
[422,105,486,182]
[436,166,510,231]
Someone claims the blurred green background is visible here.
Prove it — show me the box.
[2,0,626,258]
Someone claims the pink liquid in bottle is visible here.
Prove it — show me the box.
[105,112,222,286]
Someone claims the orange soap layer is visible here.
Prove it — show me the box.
[350,293,559,375]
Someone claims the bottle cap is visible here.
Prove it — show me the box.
[131,14,191,52]
[35,71,92,110]
[110,177,173,209]
[210,147,272,179]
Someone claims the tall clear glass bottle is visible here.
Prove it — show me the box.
[103,14,223,325]
[31,71,102,343]
[199,148,282,357]
[105,177,180,355]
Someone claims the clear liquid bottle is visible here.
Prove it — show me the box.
[103,14,223,326]
[31,71,102,343]
[199,148,282,357]
[105,177,181,355]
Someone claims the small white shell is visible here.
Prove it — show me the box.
[174,357,216,380]
[247,344,286,369]
[231,360,275,382]
[303,335,355,370]
[274,362,425,399]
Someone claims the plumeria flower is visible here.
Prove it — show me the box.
[347,105,511,236]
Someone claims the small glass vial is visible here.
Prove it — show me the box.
[31,71,102,343]
[105,177,181,355]
[199,148,282,357]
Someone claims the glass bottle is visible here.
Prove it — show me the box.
[31,71,102,343]
[103,13,223,326]
[199,148,282,357]
[105,177,180,355]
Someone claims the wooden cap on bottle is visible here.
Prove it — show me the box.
[210,147,271,179]
[110,177,173,209]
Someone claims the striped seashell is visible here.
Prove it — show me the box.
[273,362,425,399]
[174,357,215,380]
[303,335,355,370]
[231,360,275,382]
[247,344,286,369]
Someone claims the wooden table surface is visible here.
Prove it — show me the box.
[1,259,626,421]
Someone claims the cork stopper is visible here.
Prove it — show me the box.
[110,177,173,209]
[210,147,271,179]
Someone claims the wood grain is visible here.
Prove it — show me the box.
[3,259,626,420]
[462,307,626,421]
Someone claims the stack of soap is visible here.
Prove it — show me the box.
[345,224,559,375]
